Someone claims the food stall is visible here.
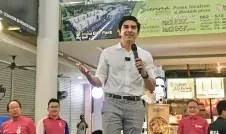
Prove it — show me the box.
[145,77,225,134]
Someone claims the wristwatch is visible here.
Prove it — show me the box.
[141,71,149,79]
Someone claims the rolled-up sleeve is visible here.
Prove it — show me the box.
[95,49,108,87]
[144,52,155,79]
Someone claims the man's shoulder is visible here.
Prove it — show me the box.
[20,116,34,123]
[37,116,49,123]
[1,119,11,127]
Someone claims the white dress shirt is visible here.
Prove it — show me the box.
[95,42,155,96]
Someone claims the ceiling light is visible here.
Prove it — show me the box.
[58,52,64,56]
[0,21,3,31]
[0,18,2,20]
[77,76,82,79]
[8,26,20,31]
[217,66,221,71]
[92,87,103,99]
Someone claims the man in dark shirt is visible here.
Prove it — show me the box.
[208,100,226,134]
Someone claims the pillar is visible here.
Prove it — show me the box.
[35,0,59,122]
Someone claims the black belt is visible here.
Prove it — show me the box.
[106,93,141,101]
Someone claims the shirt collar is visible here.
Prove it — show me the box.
[48,115,61,120]
[217,117,225,120]
[187,115,198,120]
[115,42,123,49]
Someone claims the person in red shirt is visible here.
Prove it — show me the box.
[1,100,36,134]
[36,98,69,134]
[178,100,208,134]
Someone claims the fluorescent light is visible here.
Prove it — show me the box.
[67,56,80,63]
[8,26,20,31]
[0,21,3,31]
[58,52,64,56]
[0,18,2,20]
[96,47,103,52]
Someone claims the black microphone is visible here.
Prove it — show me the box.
[131,44,141,74]
[125,57,130,61]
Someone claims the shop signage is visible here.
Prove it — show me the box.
[167,78,195,99]
[196,78,224,98]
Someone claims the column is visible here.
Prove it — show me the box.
[35,0,59,122]
[84,84,92,134]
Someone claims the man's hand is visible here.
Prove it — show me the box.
[76,63,102,87]
[76,63,90,77]
[135,58,147,77]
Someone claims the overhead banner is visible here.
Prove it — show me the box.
[61,0,226,41]
[0,0,38,35]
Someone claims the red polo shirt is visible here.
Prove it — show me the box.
[1,116,36,134]
[177,115,208,134]
[36,116,69,134]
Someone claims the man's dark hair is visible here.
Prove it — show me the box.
[7,100,22,112]
[92,130,102,134]
[187,100,198,105]
[48,98,60,107]
[217,100,226,115]
[118,16,140,32]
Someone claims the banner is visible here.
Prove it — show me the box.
[167,78,195,99]
[61,0,226,41]
[0,0,38,35]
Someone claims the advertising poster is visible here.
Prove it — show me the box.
[61,0,226,41]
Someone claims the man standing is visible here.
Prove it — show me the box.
[178,100,209,134]
[208,100,226,134]
[36,98,69,134]
[76,114,88,134]
[76,16,156,134]
[1,100,36,134]
[198,104,210,119]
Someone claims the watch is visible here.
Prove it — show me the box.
[141,71,149,79]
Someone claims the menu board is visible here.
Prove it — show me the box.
[196,78,224,98]
[167,79,195,99]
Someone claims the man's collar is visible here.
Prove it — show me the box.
[115,42,123,49]
[187,115,198,119]
[48,115,61,120]
[115,42,138,49]
[217,116,225,120]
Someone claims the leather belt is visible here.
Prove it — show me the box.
[106,93,141,101]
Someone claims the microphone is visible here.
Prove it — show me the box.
[125,57,130,61]
[131,44,141,74]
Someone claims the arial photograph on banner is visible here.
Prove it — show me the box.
[61,0,226,41]
[0,0,38,35]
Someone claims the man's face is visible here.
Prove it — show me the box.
[118,20,139,43]
[8,101,22,118]
[187,101,198,116]
[198,105,206,117]
[48,102,60,117]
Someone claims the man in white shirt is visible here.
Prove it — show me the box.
[77,16,156,134]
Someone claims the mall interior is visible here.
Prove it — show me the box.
[0,0,226,134]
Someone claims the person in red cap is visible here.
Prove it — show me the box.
[178,100,209,134]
